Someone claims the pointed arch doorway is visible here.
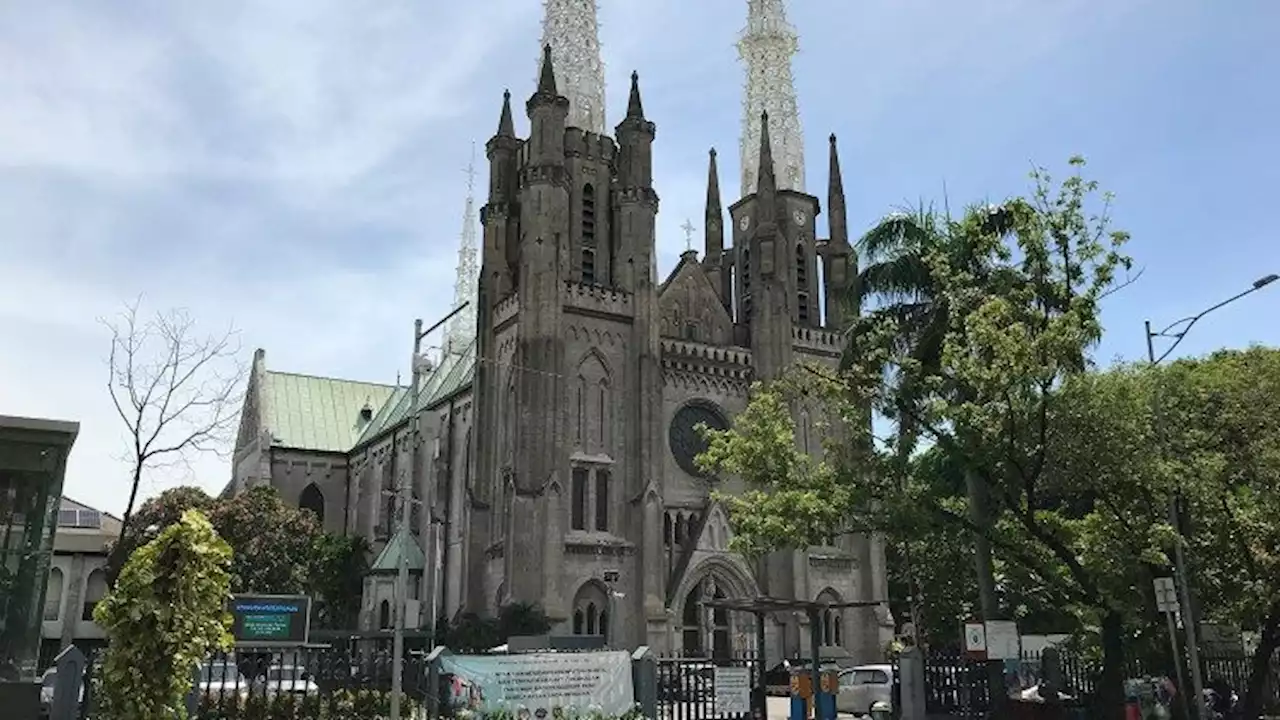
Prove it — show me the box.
[675,564,756,659]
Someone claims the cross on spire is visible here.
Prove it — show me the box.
[681,219,696,252]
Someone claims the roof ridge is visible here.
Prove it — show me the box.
[265,368,403,389]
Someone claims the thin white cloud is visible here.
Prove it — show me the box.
[0,0,1221,518]
[0,0,534,514]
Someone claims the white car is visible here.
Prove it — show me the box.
[258,664,319,696]
[836,664,894,716]
[198,661,248,701]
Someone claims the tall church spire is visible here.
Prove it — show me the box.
[539,0,607,134]
[446,143,480,354]
[737,0,805,196]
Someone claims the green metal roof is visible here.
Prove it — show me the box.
[262,371,401,452]
[419,340,476,410]
[370,526,426,573]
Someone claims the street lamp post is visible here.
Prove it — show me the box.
[1144,273,1277,719]
[388,303,470,720]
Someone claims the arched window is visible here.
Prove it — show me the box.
[664,513,673,548]
[571,467,588,530]
[582,249,596,285]
[594,468,610,532]
[571,582,609,638]
[741,245,752,321]
[82,569,107,621]
[44,567,64,621]
[817,589,843,646]
[379,600,391,629]
[300,483,325,525]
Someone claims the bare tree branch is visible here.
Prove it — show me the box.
[100,299,247,586]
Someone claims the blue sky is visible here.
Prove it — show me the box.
[2,0,1277,515]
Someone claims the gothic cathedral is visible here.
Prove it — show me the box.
[228,0,894,666]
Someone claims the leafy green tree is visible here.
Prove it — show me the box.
[104,486,216,581]
[209,485,321,594]
[94,509,233,720]
[308,533,370,630]
[703,157,1141,718]
[1148,348,1280,718]
[108,486,369,619]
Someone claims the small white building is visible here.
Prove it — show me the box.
[40,498,120,668]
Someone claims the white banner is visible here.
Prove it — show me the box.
[441,651,634,717]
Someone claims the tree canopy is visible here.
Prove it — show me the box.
[107,485,369,630]
[700,157,1142,717]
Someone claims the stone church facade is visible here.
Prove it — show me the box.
[228,47,893,666]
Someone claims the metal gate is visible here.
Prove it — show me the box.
[656,654,761,720]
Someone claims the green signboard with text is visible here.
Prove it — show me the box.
[229,594,312,646]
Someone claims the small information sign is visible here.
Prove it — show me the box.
[714,666,752,714]
[230,594,311,646]
[963,621,987,660]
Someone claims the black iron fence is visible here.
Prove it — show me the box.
[908,648,1280,718]
[655,652,760,720]
[67,645,432,720]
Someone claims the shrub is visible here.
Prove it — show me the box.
[194,689,423,719]
[94,509,234,720]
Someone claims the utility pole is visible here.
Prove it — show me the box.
[392,302,470,720]
[391,471,412,720]
[1144,273,1277,719]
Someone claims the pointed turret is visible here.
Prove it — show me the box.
[614,69,658,293]
[754,111,778,225]
[537,43,557,96]
[482,90,521,300]
[704,148,724,261]
[497,89,515,138]
[526,44,569,167]
[615,70,656,191]
[823,133,855,331]
[626,71,645,120]
[704,148,730,311]
[706,148,722,220]
[827,134,848,247]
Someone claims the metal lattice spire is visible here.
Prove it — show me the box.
[539,0,606,134]
[738,0,805,196]
[446,143,479,354]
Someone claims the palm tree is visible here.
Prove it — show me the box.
[849,202,1010,713]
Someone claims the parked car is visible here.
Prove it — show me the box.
[198,660,248,701]
[836,664,894,717]
[257,664,319,697]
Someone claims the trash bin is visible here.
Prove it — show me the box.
[869,700,892,720]
[789,671,812,720]
[814,671,838,720]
